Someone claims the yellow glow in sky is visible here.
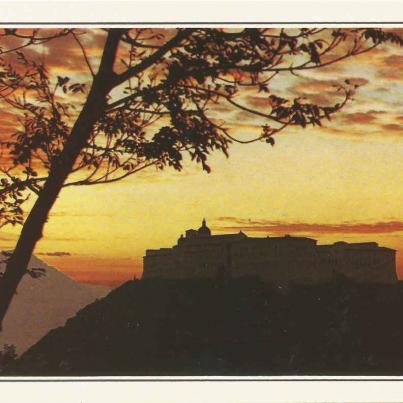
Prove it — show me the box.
[0,29,402,286]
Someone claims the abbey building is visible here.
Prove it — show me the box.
[143,219,397,284]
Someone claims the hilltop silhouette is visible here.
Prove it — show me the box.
[5,276,403,376]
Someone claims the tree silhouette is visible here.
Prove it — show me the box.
[0,28,401,329]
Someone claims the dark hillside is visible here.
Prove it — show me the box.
[6,277,403,376]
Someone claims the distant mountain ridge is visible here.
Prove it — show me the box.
[0,252,110,355]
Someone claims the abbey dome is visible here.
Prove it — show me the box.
[197,218,211,236]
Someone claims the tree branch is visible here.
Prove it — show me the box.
[113,29,195,87]
[71,31,95,78]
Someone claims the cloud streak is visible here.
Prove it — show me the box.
[37,251,71,257]
[213,217,403,235]
[340,111,379,125]
[382,123,402,132]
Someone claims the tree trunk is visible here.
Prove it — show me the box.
[0,30,122,331]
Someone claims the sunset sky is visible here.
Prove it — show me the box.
[0,28,402,287]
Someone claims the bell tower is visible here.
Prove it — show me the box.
[198,218,211,236]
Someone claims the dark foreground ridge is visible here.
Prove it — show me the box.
[5,276,403,376]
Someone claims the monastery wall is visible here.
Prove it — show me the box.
[142,220,397,284]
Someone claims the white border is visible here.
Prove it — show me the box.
[1,1,403,401]
[3,379,403,402]
[0,1,402,24]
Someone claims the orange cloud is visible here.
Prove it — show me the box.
[376,54,403,82]
[378,68,403,81]
[381,54,403,68]
[289,77,369,106]
[213,217,403,235]
[37,251,71,257]
[340,111,379,125]
[382,123,402,132]
[40,30,104,76]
